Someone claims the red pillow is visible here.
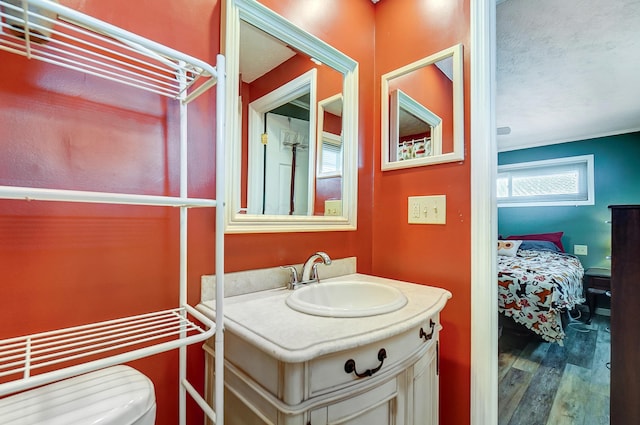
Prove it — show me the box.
[506,232,564,252]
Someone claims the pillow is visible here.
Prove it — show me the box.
[506,232,564,252]
[498,240,522,257]
[519,240,561,252]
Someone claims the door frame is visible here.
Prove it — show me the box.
[470,0,497,423]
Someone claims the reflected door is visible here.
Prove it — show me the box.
[263,113,310,215]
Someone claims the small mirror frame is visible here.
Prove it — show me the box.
[381,44,464,171]
[223,0,359,233]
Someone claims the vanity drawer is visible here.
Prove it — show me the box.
[307,315,439,397]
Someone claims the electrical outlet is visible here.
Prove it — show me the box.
[408,195,446,224]
[574,244,588,255]
[324,200,342,216]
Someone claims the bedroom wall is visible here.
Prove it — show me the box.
[498,131,640,270]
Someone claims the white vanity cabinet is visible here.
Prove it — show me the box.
[308,374,404,425]
[408,337,439,425]
[198,273,451,425]
[200,273,449,425]
[206,318,439,425]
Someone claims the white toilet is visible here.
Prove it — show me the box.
[0,365,156,424]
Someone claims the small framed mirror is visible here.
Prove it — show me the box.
[381,44,464,170]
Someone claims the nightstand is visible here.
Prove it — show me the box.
[583,267,611,323]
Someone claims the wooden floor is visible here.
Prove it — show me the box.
[498,314,610,425]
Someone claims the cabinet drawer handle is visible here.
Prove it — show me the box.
[419,319,435,342]
[344,348,387,378]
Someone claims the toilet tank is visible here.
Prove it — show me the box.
[0,365,156,425]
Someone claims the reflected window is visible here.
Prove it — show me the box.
[318,132,342,176]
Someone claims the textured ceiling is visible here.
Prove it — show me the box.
[497,0,640,151]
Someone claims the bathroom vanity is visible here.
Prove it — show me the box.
[198,273,451,425]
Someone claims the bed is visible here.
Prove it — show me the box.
[497,235,585,344]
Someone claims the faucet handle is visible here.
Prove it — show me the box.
[311,263,321,282]
[280,265,299,288]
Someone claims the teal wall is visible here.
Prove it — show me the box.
[498,131,640,270]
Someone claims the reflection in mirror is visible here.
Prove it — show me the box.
[224,0,358,233]
[316,94,343,216]
[390,89,442,161]
[381,44,464,170]
[245,67,317,216]
[317,94,343,178]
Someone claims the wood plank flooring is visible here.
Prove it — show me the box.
[499,314,610,425]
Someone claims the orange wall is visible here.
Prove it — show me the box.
[0,0,472,423]
[374,1,471,424]
[0,0,374,424]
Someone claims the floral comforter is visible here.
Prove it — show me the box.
[498,249,584,343]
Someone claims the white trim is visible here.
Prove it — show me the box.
[497,126,640,153]
[471,0,497,424]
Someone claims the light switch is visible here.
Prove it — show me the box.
[408,195,446,224]
[324,199,342,216]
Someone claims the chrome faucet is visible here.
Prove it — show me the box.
[281,252,332,290]
[301,251,332,283]
[281,265,299,290]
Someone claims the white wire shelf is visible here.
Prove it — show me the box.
[0,305,216,397]
[0,0,217,103]
[0,185,218,207]
[0,2,225,420]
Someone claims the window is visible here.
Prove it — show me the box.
[317,132,342,178]
[497,154,594,207]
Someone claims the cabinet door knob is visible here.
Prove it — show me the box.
[344,348,387,378]
[420,319,435,342]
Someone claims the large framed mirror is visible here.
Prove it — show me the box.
[381,44,464,171]
[223,0,359,233]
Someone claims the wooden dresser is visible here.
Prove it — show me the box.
[609,205,640,424]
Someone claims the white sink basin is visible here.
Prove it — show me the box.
[285,280,408,317]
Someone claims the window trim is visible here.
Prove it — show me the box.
[497,154,595,208]
[317,131,343,179]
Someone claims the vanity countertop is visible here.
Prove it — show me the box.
[197,273,452,363]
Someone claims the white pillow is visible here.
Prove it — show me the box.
[498,240,522,257]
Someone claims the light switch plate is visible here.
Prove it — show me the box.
[408,195,446,224]
[324,199,342,216]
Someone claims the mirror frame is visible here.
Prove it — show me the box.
[381,43,464,171]
[223,0,359,233]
